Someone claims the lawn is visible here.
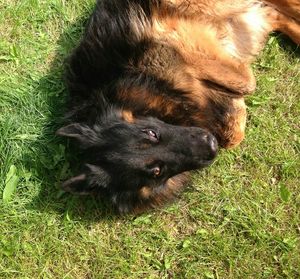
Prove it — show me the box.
[0,0,299,278]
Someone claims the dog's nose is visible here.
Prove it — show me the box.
[201,133,218,159]
[206,133,218,152]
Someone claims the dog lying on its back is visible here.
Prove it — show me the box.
[57,0,300,213]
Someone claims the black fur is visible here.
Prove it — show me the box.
[66,0,153,96]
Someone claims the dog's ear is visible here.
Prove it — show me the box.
[62,164,111,195]
[200,59,256,95]
[56,123,99,148]
[62,174,90,195]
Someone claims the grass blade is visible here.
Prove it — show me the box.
[3,165,19,202]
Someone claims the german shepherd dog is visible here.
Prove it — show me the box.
[57,0,300,213]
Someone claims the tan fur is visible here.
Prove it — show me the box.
[139,186,153,199]
[121,110,135,123]
[124,0,300,148]
[133,173,189,214]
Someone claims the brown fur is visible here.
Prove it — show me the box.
[266,0,300,20]
[121,110,135,123]
[122,0,300,148]
[134,173,189,214]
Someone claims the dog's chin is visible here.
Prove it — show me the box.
[183,152,216,170]
[197,159,215,168]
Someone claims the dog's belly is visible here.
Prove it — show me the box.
[220,2,272,61]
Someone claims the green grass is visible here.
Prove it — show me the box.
[0,1,299,278]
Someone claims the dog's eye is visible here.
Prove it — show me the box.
[142,129,159,142]
[148,130,157,138]
[146,162,164,178]
[152,166,161,178]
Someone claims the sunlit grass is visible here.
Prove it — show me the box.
[0,1,299,278]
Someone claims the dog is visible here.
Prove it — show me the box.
[57,0,300,213]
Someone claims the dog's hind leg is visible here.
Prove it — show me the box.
[274,15,300,44]
[265,2,300,44]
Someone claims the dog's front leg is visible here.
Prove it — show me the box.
[266,0,300,20]
[198,59,256,95]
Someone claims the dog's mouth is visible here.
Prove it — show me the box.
[197,158,216,167]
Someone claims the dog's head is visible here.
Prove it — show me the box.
[56,108,217,201]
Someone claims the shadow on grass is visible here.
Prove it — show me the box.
[276,33,300,57]
[23,14,122,223]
